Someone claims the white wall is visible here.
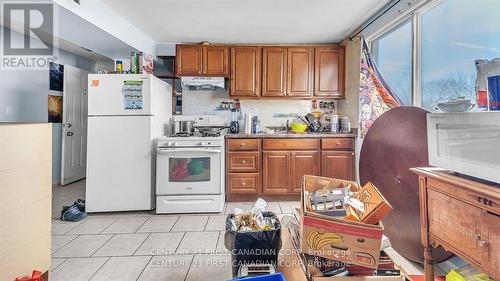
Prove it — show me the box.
[0,27,96,184]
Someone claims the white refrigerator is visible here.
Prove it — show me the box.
[86,74,172,212]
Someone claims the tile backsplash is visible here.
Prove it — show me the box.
[182,90,313,127]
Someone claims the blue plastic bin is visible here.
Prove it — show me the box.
[228,272,286,281]
[488,75,500,110]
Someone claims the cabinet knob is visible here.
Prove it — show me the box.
[479,240,488,248]
[242,182,246,186]
[336,142,340,145]
[240,143,245,146]
[241,160,246,164]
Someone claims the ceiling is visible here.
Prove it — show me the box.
[102,0,390,44]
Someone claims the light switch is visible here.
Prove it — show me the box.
[6,106,13,115]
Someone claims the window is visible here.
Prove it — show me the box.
[421,0,500,111]
[368,0,500,111]
[371,20,413,105]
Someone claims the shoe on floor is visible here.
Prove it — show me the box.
[74,199,86,212]
[60,204,87,222]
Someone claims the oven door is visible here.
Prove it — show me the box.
[156,147,222,195]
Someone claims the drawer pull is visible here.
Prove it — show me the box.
[242,182,246,186]
[336,142,340,145]
[479,240,488,247]
[240,143,245,146]
[241,160,246,164]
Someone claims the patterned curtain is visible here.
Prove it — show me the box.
[359,38,402,137]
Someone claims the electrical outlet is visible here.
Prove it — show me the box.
[6,106,13,116]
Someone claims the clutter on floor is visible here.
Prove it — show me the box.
[60,199,87,222]
[225,198,282,277]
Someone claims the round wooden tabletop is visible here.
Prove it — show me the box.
[359,106,453,263]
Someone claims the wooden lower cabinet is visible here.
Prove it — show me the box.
[412,167,500,281]
[481,212,500,279]
[262,151,290,194]
[290,151,320,193]
[227,173,259,194]
[321,151,355,180]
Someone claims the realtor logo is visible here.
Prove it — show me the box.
[1,2,57,69]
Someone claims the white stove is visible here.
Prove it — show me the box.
[155,115,226,214]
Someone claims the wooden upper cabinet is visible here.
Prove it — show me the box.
[290,151,320,193]
[262,151,289,194]
[287,47,314,97]
[230,47,261,97]
[203,46,229,76]
[314,46,345,98]
[321,151,354,181]
[262,47,287,97]
[176,45,202,76]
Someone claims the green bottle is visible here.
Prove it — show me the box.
[131,52,139,74]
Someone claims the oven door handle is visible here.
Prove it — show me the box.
[157,148,222,154]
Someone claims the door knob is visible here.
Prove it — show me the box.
[67,123,72,128]
[478,240,488,247]
[67,132,74,136]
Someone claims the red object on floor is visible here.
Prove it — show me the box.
[15,270,44,281]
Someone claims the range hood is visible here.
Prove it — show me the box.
[181,76,226,91]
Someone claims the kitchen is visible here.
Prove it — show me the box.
[1,0,499,281]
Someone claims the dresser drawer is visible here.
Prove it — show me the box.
[227,139,260,151]
[227,173,260,194]
[262,138,319,150]
[322,138,354,150]
[227,152,260,172]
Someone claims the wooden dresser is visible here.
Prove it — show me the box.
[411,167,499,281]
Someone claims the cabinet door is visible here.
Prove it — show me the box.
[227,173,260,194]
[290,151,320,193]
[262,151,289,194]
[230,47,261,97]
[176,45,202,76]
[321,151,354,180]
[427,189,483,264]
[203,46,229,76]
[287,47,313,97]
[481,211,500,279]
[314,47,344,98]
[262,47,287,97]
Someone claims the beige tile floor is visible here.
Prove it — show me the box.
[51,179,450,281]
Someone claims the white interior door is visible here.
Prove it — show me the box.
[61,65,89,185]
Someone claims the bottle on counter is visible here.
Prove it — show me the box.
[115,60,123,73]
[252,116,261,134]
[131,52,139,74]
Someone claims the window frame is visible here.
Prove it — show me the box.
[365,0,448,108]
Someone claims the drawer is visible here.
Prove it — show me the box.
[227,152,260,172]
[262,138,319,150]
[322,138,354,150]
[427,178,500,215]
[227,173,260,194]
[227,138,260,151]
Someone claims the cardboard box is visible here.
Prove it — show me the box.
[348,182,392,225]
[279,223,403,281]
[301,175,384,269]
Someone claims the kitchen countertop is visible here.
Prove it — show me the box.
[225,130,357,139]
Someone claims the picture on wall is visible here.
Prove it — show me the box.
[48,95,63,123]
[49,62,64,91]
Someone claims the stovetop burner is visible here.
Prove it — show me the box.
[201,131,222,137]
[172,133,194,137]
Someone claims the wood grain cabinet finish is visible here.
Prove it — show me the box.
[227,152,259,172]
[227,138,260,151]
[176,45,202,76]
[322,138,354,150]
[262,139,319,150]
[290,151,320,193]
[230,47,261,97]
[411,167,500,281]
[314,46,345,98]
[262,151,290,194]
[321,151,355,181]
[287,47,314,97]
[227,173,260,194]
[262,47,288,97]
[202,46,229,76]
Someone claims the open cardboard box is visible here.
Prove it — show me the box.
[279,221,403,281]
[301,175,385,269]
